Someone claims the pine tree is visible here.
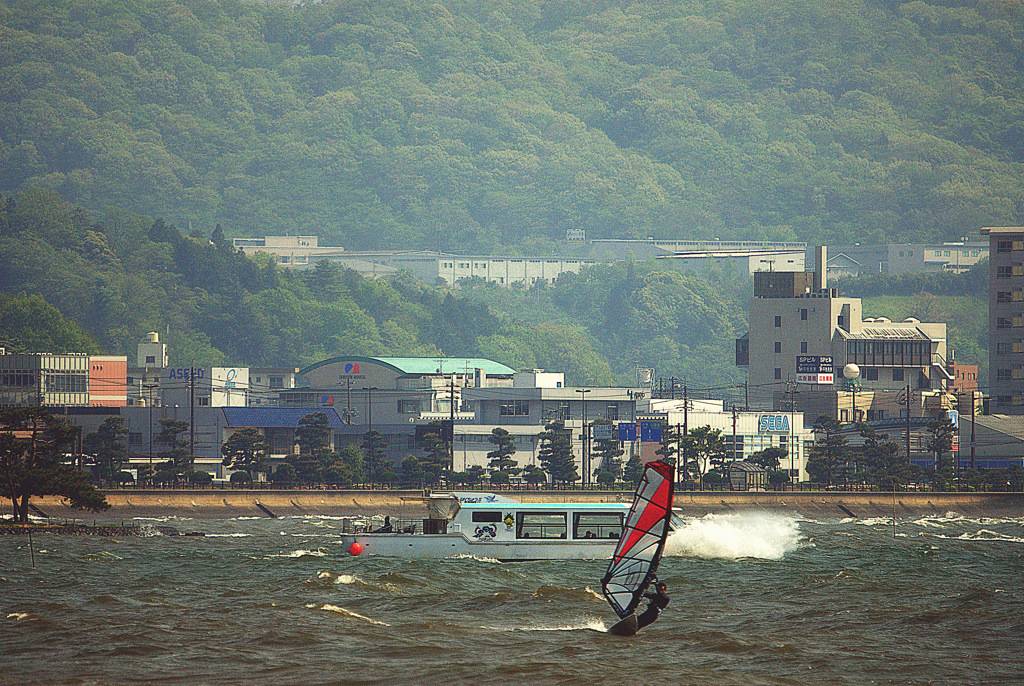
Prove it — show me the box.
[537,420,578,485]
[486,427,519,479]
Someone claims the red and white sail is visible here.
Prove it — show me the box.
[601,461,675,619]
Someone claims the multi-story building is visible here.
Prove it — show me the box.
[0,350,126,407]
[983,226,1024,414]
[736,248,955,423]
[825,242,988,279]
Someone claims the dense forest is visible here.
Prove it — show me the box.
[1,0,1023,252]
[0,188,750,389]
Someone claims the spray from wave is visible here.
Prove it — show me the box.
[665,512,804,560]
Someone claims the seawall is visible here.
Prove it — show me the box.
[18,489,1024,520]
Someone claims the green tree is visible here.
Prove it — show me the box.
[927,415,957,491]
[157,419,191,475]
[807,416,849,487]
[416,422,451,486]
[83,416,128,482]
[537,420,578,485]
[522,464,548,486]
[622,455,644,486]
[859,425,913,490]
[685,425,728,484]
[362,430,389,484]
[486,427,519,480]
[591,420,624,480]
[221,427,269,479]
[0,407,109,523]
[295,412,331,454]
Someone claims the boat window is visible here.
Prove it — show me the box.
[516,512,567,539]
[471,511,502,523]
[573,512,624,539]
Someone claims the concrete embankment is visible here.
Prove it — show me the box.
[20,489,1024,520]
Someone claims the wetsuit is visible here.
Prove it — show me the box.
[635,584,670,630]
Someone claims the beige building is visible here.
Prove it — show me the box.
[736,249,955,422]
[983,226,1024,414]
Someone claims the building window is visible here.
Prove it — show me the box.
[605,404,619,421]
[998,266,1012,278]
[863,368,878,381]
[398,399,420,413]
[269,376,283,389]
[998,241,1013,253]
[838,316,845,328]
[774,316,781,327]
[500,400,530,416]
[146,356,156,364]
[774,368,782,380]
[801,309,808,320]
[892,368,904,382]
[774,342,782,353]
[998,317,1012,329]
[998,291,1012,303]
[198,397,210,406]
[801,342,808,353]
[997,343,1012,354]
[997,369,1012,381]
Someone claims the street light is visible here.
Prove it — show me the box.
[843,363,861,424]
[576,388,591,487]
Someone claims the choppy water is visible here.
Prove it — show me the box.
[3,511,1022,686]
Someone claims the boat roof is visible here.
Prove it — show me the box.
[457,500,629,510]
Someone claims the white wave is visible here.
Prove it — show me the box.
[959,529,1024,543]
[665,512,804,560]
[6,612,29,621]
[316,570,362,585]
[857,517,898,527]
[319,604,390,626]
[269,549,328,558]
[205,533,252,538]
[582,586,604,601]
[518,618,608,632]
[445,553,500,563]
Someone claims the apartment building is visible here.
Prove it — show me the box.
[983,226,1024,414]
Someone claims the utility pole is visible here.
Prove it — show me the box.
[189,362,195,465]
[683,383,689,487]
[449,374,456,470]
[970,389,976,470]
[576,388,591,486]
[905,384,911,461]
[731,404,738,461]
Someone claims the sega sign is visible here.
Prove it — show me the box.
[759,414,791,433]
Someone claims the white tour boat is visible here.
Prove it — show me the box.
[341,492,631,561]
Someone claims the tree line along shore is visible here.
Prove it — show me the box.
[9,489,1022,522]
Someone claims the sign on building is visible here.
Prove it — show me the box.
[592,423,614,441]
[796,356,834,384]
[758,414,791,433]
[618,423,637,441]
[639,420,662,443]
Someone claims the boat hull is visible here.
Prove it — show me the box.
[342,533,616,561]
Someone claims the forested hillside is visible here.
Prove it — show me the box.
[1,0,1022,252]
[0,188,749,388]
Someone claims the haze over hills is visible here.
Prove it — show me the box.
[1,0,1022,253]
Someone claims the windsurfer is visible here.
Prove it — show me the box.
[635,580,670,631]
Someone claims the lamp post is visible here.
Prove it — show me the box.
[143,382,159,478]
[576,388,591,487]
[786,377,798,488]
[843,363,861,424]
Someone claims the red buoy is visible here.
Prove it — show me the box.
[348,541,362,556]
